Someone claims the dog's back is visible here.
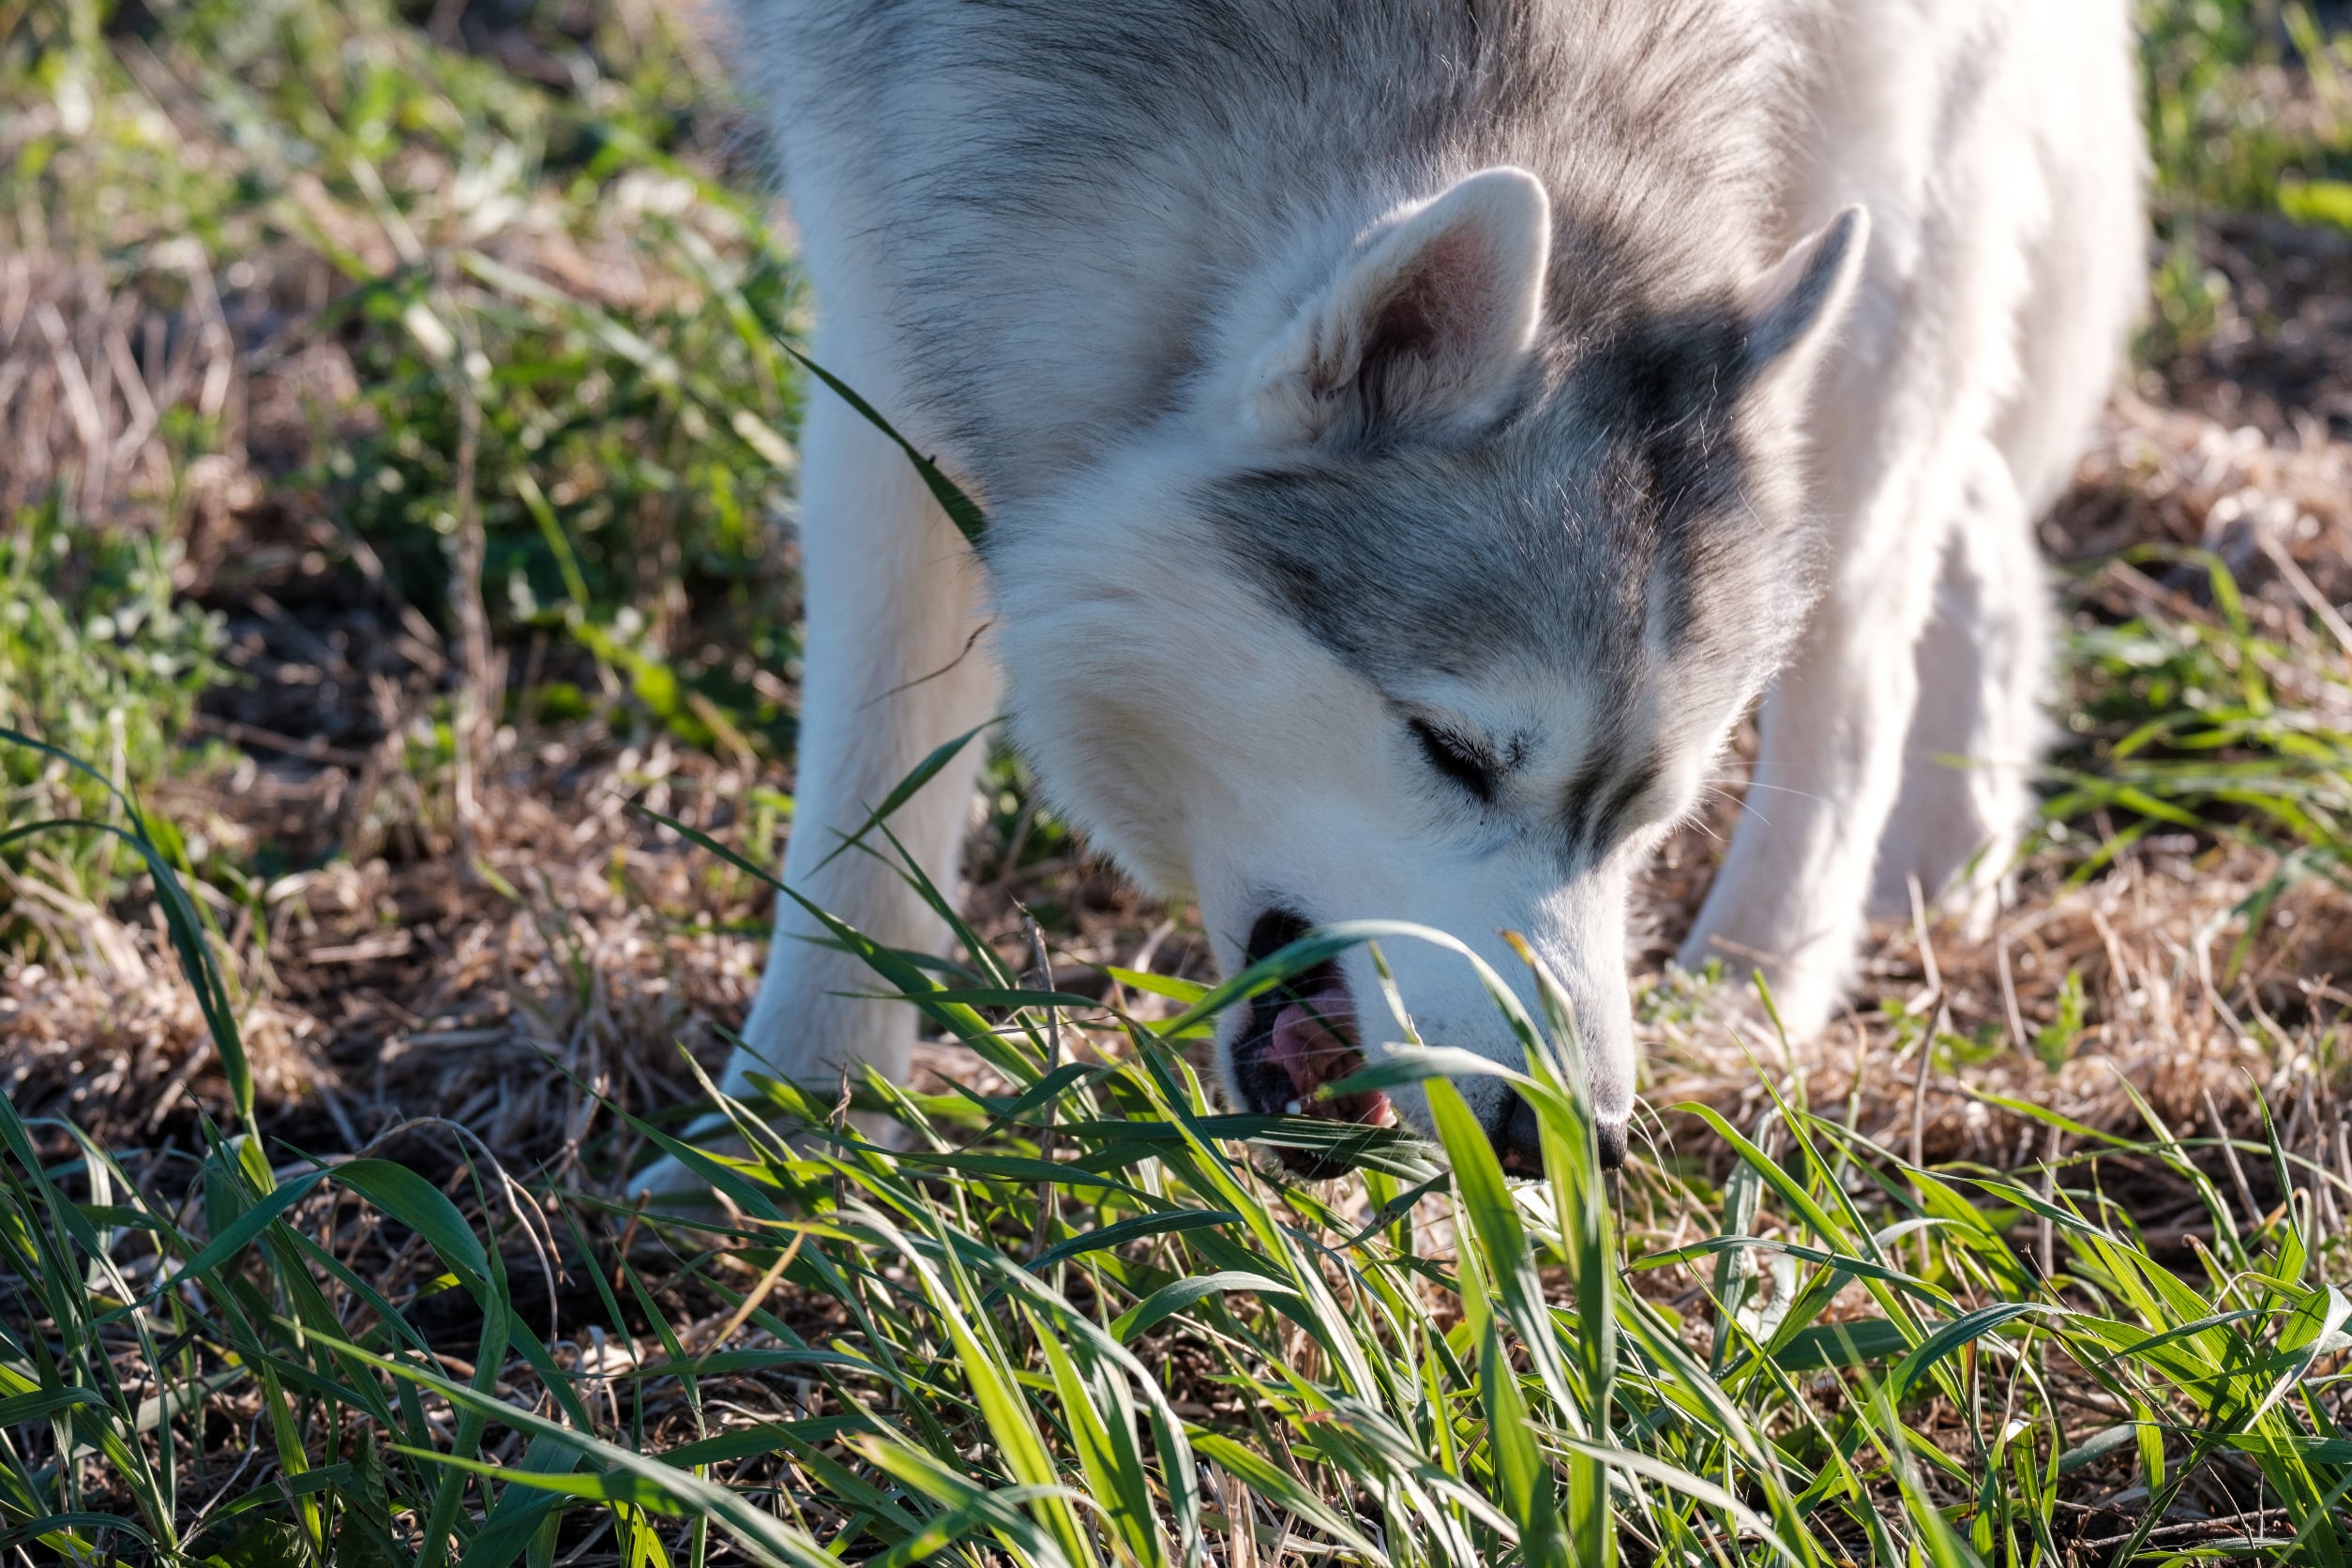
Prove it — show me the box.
[735,0,1813,500]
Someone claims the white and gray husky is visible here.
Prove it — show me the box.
[650,0,2144,1184]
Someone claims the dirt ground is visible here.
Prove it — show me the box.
[4,85,2351,1204]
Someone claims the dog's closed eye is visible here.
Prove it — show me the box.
[1409,717,1499,803]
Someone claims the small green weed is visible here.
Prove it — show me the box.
[2048,550,2352,897]
[0,498,224,946]
[2033,971,2089,1072]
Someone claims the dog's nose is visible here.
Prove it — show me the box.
[1498,1095,1545,1176]
[1495,1095,1629,1175]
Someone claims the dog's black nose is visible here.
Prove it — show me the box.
[1498,1095,1545,1176]
[1496,1095,1628,1175]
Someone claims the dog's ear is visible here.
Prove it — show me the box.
[1246,166,1549,446]
[1741,205,1869,385]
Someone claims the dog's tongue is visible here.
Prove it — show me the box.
[1265,981,1386,1123]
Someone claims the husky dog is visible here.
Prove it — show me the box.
[651,0,2142,1184]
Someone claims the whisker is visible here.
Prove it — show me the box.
[1731,782,1831,806]
[1702,785,1772,831]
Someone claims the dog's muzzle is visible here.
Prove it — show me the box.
[1229,909,1629,1177]
[1228,911,1389,1168]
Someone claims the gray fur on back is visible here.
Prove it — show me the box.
[732,0,1811,501]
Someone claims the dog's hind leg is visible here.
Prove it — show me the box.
[636,320,998,1192]
[1868,445,2046,933]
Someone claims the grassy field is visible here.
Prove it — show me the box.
[8,1,2352,1563]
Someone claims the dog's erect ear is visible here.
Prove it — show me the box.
[1741,205,1869,383]
[1246,166,1550,446]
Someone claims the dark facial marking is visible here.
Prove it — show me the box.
[1212,290,1770,699]
[1560,761,1607,847]
[1574,302,1758,652]
[1559,748,1658,862]
[1590,757,1661,849]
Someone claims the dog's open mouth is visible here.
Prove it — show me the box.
[1229,910,1391,1129]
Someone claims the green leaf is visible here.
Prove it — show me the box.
[1187,1432,1386,1559]
[1770,1318,1918,1374]
[288,1330,842,1568]
[776,345,991,545]
[2282,177,2352,231]
[1109,1271,1300,1344]
[1889,1303,2050,1403]
[398,1451,696,1515]
[810,721,1000,874]
[0,729,253,1123]
[200,1519,308,1568]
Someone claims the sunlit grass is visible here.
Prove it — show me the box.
[8,749,2352,1564]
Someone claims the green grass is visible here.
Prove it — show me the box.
[2138,0,2352,349]
[8,756,2352,1565]
[2045,545,2352,953]
[4,0,807,768]
[0,496,225,945]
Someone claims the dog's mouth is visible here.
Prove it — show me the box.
[1228,910,1391,1132]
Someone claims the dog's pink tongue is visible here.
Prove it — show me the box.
[1265,984,1385,1123]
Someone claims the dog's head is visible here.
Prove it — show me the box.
[989,168,1865,1170]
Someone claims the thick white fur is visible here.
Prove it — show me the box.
[1678,1,2145,1022]
[637,0,2142,1189]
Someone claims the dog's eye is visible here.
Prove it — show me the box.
[1409,718,1497,803]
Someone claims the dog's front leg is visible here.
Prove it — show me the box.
[640,339,998,1190]
[1681,524,1944,1036]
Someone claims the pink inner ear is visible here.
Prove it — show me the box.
[1260,167,1547,441]
[1371,227,1497,363]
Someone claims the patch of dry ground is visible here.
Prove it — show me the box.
[4,228,2350,1211]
